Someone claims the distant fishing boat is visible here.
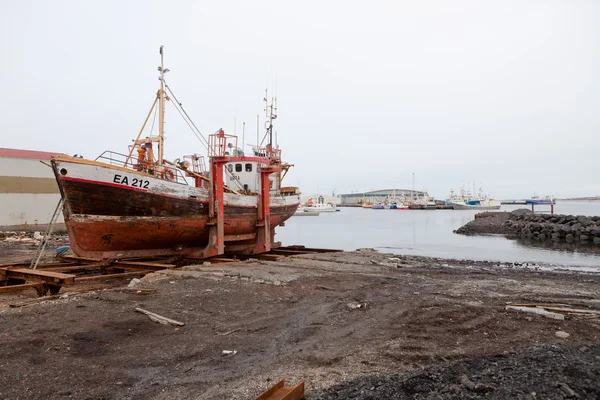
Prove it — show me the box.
[446,185,501,210]
[449,198,501,210]
[525,195,555,205]
[390,201,409,210]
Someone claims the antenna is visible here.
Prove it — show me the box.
[256,113,259,151]
[263,89,277,147]
[157,45,168,164]
[242,122,245,151]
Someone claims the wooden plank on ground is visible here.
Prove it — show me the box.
[255,379,305,400]
[0,283,42,293]
[27,262,78,269]
[540,306,600,315]
[135,307,185,326]
[269,249,310,255]
[9,295,63,308]
[73,270,152,282]
[113,261,176,270]
[43,264,104,272]
[3,268,75,284]
[505,305,565,320]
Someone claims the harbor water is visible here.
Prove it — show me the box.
[277,201,600,268]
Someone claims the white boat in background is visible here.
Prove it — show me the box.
[446,185,501,210]
[449,198,501,210]
[304,203,338,212]
[293,206,319,216]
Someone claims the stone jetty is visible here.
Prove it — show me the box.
[505,212,600,245]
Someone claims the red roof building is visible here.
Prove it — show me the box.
[0,148,66,160]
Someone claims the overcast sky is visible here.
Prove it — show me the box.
[1,1,598,199]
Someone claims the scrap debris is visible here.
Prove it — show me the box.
[505,301,600,320]
[135,307,185,327]
[255,379,305,400]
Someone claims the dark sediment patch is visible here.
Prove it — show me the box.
[314,343,600,399]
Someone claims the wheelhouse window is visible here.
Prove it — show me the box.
[245,163,252,172]
[235,164,242,172]
[227,164,233,172]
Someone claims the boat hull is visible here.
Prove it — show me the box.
[450,203,501,210]
[52,157,299,258]
[526,200,554,205]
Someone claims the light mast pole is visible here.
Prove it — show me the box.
[158,45,166,164]
[264,89,277,147]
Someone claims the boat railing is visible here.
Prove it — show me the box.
[208,129,239,158]
[252,145,282,162]
[95,150,189,184]
[183,154,207,175]
[95,150,136,169]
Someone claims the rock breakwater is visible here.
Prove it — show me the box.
[454,211,513,235]
[506,213,600,245]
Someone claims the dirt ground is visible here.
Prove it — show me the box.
[1,248,599,399]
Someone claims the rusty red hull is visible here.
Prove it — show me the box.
[64,209,296,258]
[52,158,299,259]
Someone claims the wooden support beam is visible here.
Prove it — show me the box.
[224,233,257,242]
[255,379,305,400]
[112,261,176,270]
[0,283,42,293]
[73,270,152,282]
[43,264,105,272]
[269,249,312,255]
[1,267,75,285]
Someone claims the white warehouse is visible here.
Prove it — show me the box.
[0,148,65,228]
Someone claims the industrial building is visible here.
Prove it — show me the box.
[0,148,65,228]
[340,189,427,206]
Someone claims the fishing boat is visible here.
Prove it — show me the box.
[449,198,501,210]
[391,202,409,210]
[445,185,501,210]
[50,47,300,259]
[525,195,555,205]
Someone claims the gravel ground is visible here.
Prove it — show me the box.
[314,343,600,399]
[0,250,599,399]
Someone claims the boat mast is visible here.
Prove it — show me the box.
[158,45,167,165]
[264,89,277,146]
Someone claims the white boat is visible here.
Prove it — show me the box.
[449,198,501,210]
[446,185,501,210]
[304,203,338,212]
[293,206,319,216]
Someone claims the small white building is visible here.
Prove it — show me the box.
[0,148,65,228]
[301,194,341,206]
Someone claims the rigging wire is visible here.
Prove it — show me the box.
[164,82,209,148]
[167,92,208,150]
[163,80,246,192]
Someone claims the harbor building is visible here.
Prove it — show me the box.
[340,189,427,206]
[0,148,65,228]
